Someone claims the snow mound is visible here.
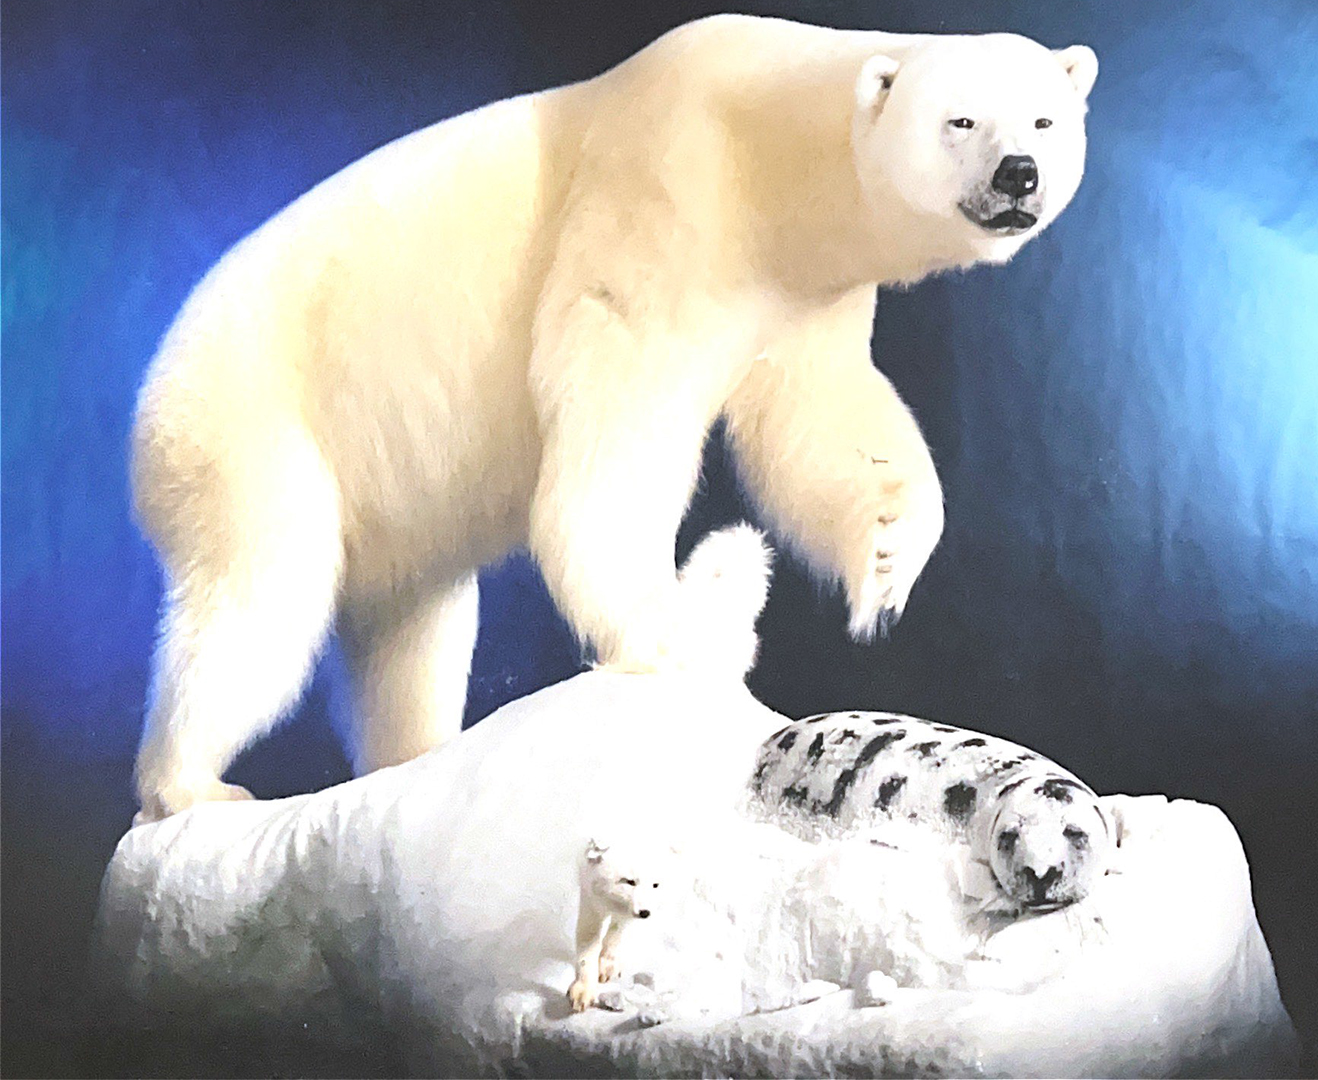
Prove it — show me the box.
[92,671,1298,1077]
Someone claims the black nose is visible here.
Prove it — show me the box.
[992,155,1039,199]
[637,909,651,919]
[1022,864,1062,901]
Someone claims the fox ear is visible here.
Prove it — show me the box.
[584,839,608,863]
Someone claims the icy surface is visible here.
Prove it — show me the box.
[93,671,1298,1076]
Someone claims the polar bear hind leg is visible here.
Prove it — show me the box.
[133,430,343,825]
[340,574,479,775]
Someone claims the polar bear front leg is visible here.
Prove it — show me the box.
[528,289,742,672]
[724,287,945,638]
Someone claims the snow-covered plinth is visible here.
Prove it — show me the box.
[92,671,1297,1077]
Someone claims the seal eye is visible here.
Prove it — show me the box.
[1063,825,1088,846]
[997,827,1020,852]
[949,117,975,130]
[1035,117,1053,129]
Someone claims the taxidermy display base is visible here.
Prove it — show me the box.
[92,671,1297,1077]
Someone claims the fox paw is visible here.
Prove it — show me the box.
[567,977,598,1013]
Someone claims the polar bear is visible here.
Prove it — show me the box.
[130,14,1097,822]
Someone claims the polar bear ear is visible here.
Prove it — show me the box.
[1054,45,1098,100]
[585,839,608,863]
[856,54,901,116]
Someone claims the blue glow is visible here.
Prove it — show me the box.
[4,3,1317,1065]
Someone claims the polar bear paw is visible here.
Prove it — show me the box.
[847,478,944,640]
[133,778,255,827]
[594,654,663,676]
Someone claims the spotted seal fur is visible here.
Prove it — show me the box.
[750,711,1114,912]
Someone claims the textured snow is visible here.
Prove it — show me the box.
[92,670,1298,1076]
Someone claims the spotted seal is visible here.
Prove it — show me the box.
[749,711,1114,912]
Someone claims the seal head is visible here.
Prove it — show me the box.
[988,776,1113,911]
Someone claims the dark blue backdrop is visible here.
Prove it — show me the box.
[3,1,1316,1074]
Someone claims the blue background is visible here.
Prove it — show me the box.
[3,1,1316,1073]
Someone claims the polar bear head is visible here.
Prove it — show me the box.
[852,34,1098,267]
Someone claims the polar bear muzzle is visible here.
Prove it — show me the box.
[958,154,1043,235]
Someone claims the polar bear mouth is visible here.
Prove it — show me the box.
[960,205,1039,235]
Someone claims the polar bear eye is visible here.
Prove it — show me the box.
[1035,118,1053,129]
[619,877,638,887]
[949,117,975,130]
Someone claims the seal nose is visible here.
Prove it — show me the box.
[992,154,1039,199]
[1022,864,1062,902]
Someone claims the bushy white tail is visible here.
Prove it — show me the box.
[675,524,774,679]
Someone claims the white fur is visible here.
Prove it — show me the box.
[852,35,1095,270]
[607,523,774,677]
[130,14,1096,821]
[568,838,669,1012]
